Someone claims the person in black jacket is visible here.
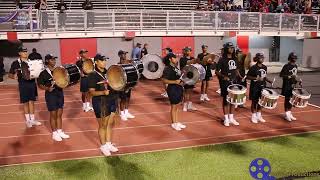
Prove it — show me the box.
[82,0,94,28]
[28,48,42,60]
[280,52,300,122]
[198,45,212,102]
[57,0,67,30]
[161,47,173,98]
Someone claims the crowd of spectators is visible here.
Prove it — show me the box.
[196,0,320,14]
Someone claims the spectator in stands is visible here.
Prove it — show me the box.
[35,0,48,30]
[0,56,4,83]
[141,43,148,58]
[28,48,42,60]
[82,0,94,28]
[131,43,142,61]
[16,0,22,9]
[57,0,68,30]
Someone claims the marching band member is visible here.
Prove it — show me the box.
[37,54,69,141]
[161,47,173,98]
[9,47,41,128]
[246,53,272,123]
[179,47,197,111]
[162,53,186,131]
[197,45,212,102]
[215,42,242,127]
[88,53,118,156]
[118,50,135,121]
[76,49,93,112]
[280,52,300,121]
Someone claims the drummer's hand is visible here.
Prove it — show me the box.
[223,76,230,81]
[13,73,18,80]
[256,77,264,81]
[104,90,110,95]
[175,79,182,85]
[48,87,54,92]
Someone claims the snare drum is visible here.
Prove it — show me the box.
[132,60,144,78]
[52,64,81,88]
[107,64,139,91]
[227,84,247,105]
[258,88,279,109]
[21,60,45,80]
[290,88,311,108]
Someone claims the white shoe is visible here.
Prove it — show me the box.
[26,120,33,128]
[229,118,240,126]
[57,129,70,139]
[52,131,62,142]
[161,92,168,98]
[204,94,210,101]
[290,113,297,121]
[87,106,94,112]
[284,115,292,122]
[258,117,266,123]
[126,112,135,119]
[100,145,111,156]
[224,119,230,127]
[216,89,221,94]
[31,120,42,126]
[120,114,128,121]
[251,114,258,124]
[171,123,182,131]
[200,94,205,101]
[183,103,188,112]
[177,122,186,129]
[106,142,119,152]
[187,102,197,111]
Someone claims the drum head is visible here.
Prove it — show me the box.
[83,59,94,74]
[53,67,69,89]
[142,54,165,80]
[181,65,200,85]
[229,84,245,91]
[107,65,126,91]
[293,88,311,99]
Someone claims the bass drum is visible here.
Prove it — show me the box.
[21,59,45,80]
[181,63,206,85]
[132,60,144,78]
[107,64,139,91]
[52,64,81,88]
[82,58,95,74]
[141,54,165,80]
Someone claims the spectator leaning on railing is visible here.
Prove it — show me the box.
[57,0,68,30]
[35,0,48,30]
[82,0,94,28]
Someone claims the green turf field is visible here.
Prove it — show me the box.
[1,132,320,180]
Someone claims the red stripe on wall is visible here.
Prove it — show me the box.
[237,36,249,54]
[7,32,18,41]
[60,38,97,64]
[162,37,195,57]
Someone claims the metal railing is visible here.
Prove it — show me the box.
[0,9,319,33]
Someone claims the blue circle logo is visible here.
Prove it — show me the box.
[249,158,273,180]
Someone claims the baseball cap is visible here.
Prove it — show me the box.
[79,49,88,54]
[94,53,108,61]
[166,53,176,59]
[45,54,57,60]
[118,50,128,56]
[183,46,192,51]
[18,47,28,52]
[163,47,173,52]
[201,45,208,49]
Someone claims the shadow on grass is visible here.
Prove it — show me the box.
[105,156,152,180]
[194,143,248,155]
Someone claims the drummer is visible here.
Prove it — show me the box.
[197,45,212,102]
[88,53,118,156]
[9,47,41,128]
[246,53,272,123]
[280,52,300,122]
[215,42,242,127]
[118,50,135,121]
[179,47,197,112]
[76,49,93,112]
[162,53,186,131]
[161,47,173,98]
[236,48,247,108]
[37,54,70,141]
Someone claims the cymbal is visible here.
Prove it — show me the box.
[203,53,216,64]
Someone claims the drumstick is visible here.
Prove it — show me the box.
[241,75,246,82]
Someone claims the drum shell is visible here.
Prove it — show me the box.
[181,63,206,85]
[141,54,164,80]
[107,64,139,91]
[290,88,311,108]
[227,84,247,105]
[258,88,279,109]
[53,64,81,89]
[21,60,45,80]
[82,58,95,74]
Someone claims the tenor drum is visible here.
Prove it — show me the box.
[258,88,279,109]
[82,58,95,74]
[290,88,311,108]
[132,60,144,78]
[227,84,247,105]
[107,64,139,91]
[52,64,81,88]
[141,54,165,80]
[181,63,206,85]
[21,59,45,80]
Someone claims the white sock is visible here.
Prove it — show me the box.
[257,112,262,118]
[25,114,30,121]
[124,109,129,114]
[252,113,257,118]
[57,129,62,133]
[188,101,192,106]
[224,114,229,120]
[86,102,90,107]
[285,111,290,117]
[229,114,234,120]
[105,141,111,145]
[121,111,125,116]
[83,103,87,109]
[30,114,35,121]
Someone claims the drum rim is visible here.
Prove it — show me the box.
[21,60,44,80]
[226,95,246,105]
[83,58,95,74]
[261,88,279,99]
[289,98,308,108]
[292,88,311,99]
[227,84,247,94]
[142,54,164,80]
[107,64,129,91]
[53,65,71,89]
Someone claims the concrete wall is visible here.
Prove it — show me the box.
[195,36,224,56]
[280,37,303,64]
[303,39,320,68]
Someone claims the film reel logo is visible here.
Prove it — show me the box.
[249,158,276,180]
